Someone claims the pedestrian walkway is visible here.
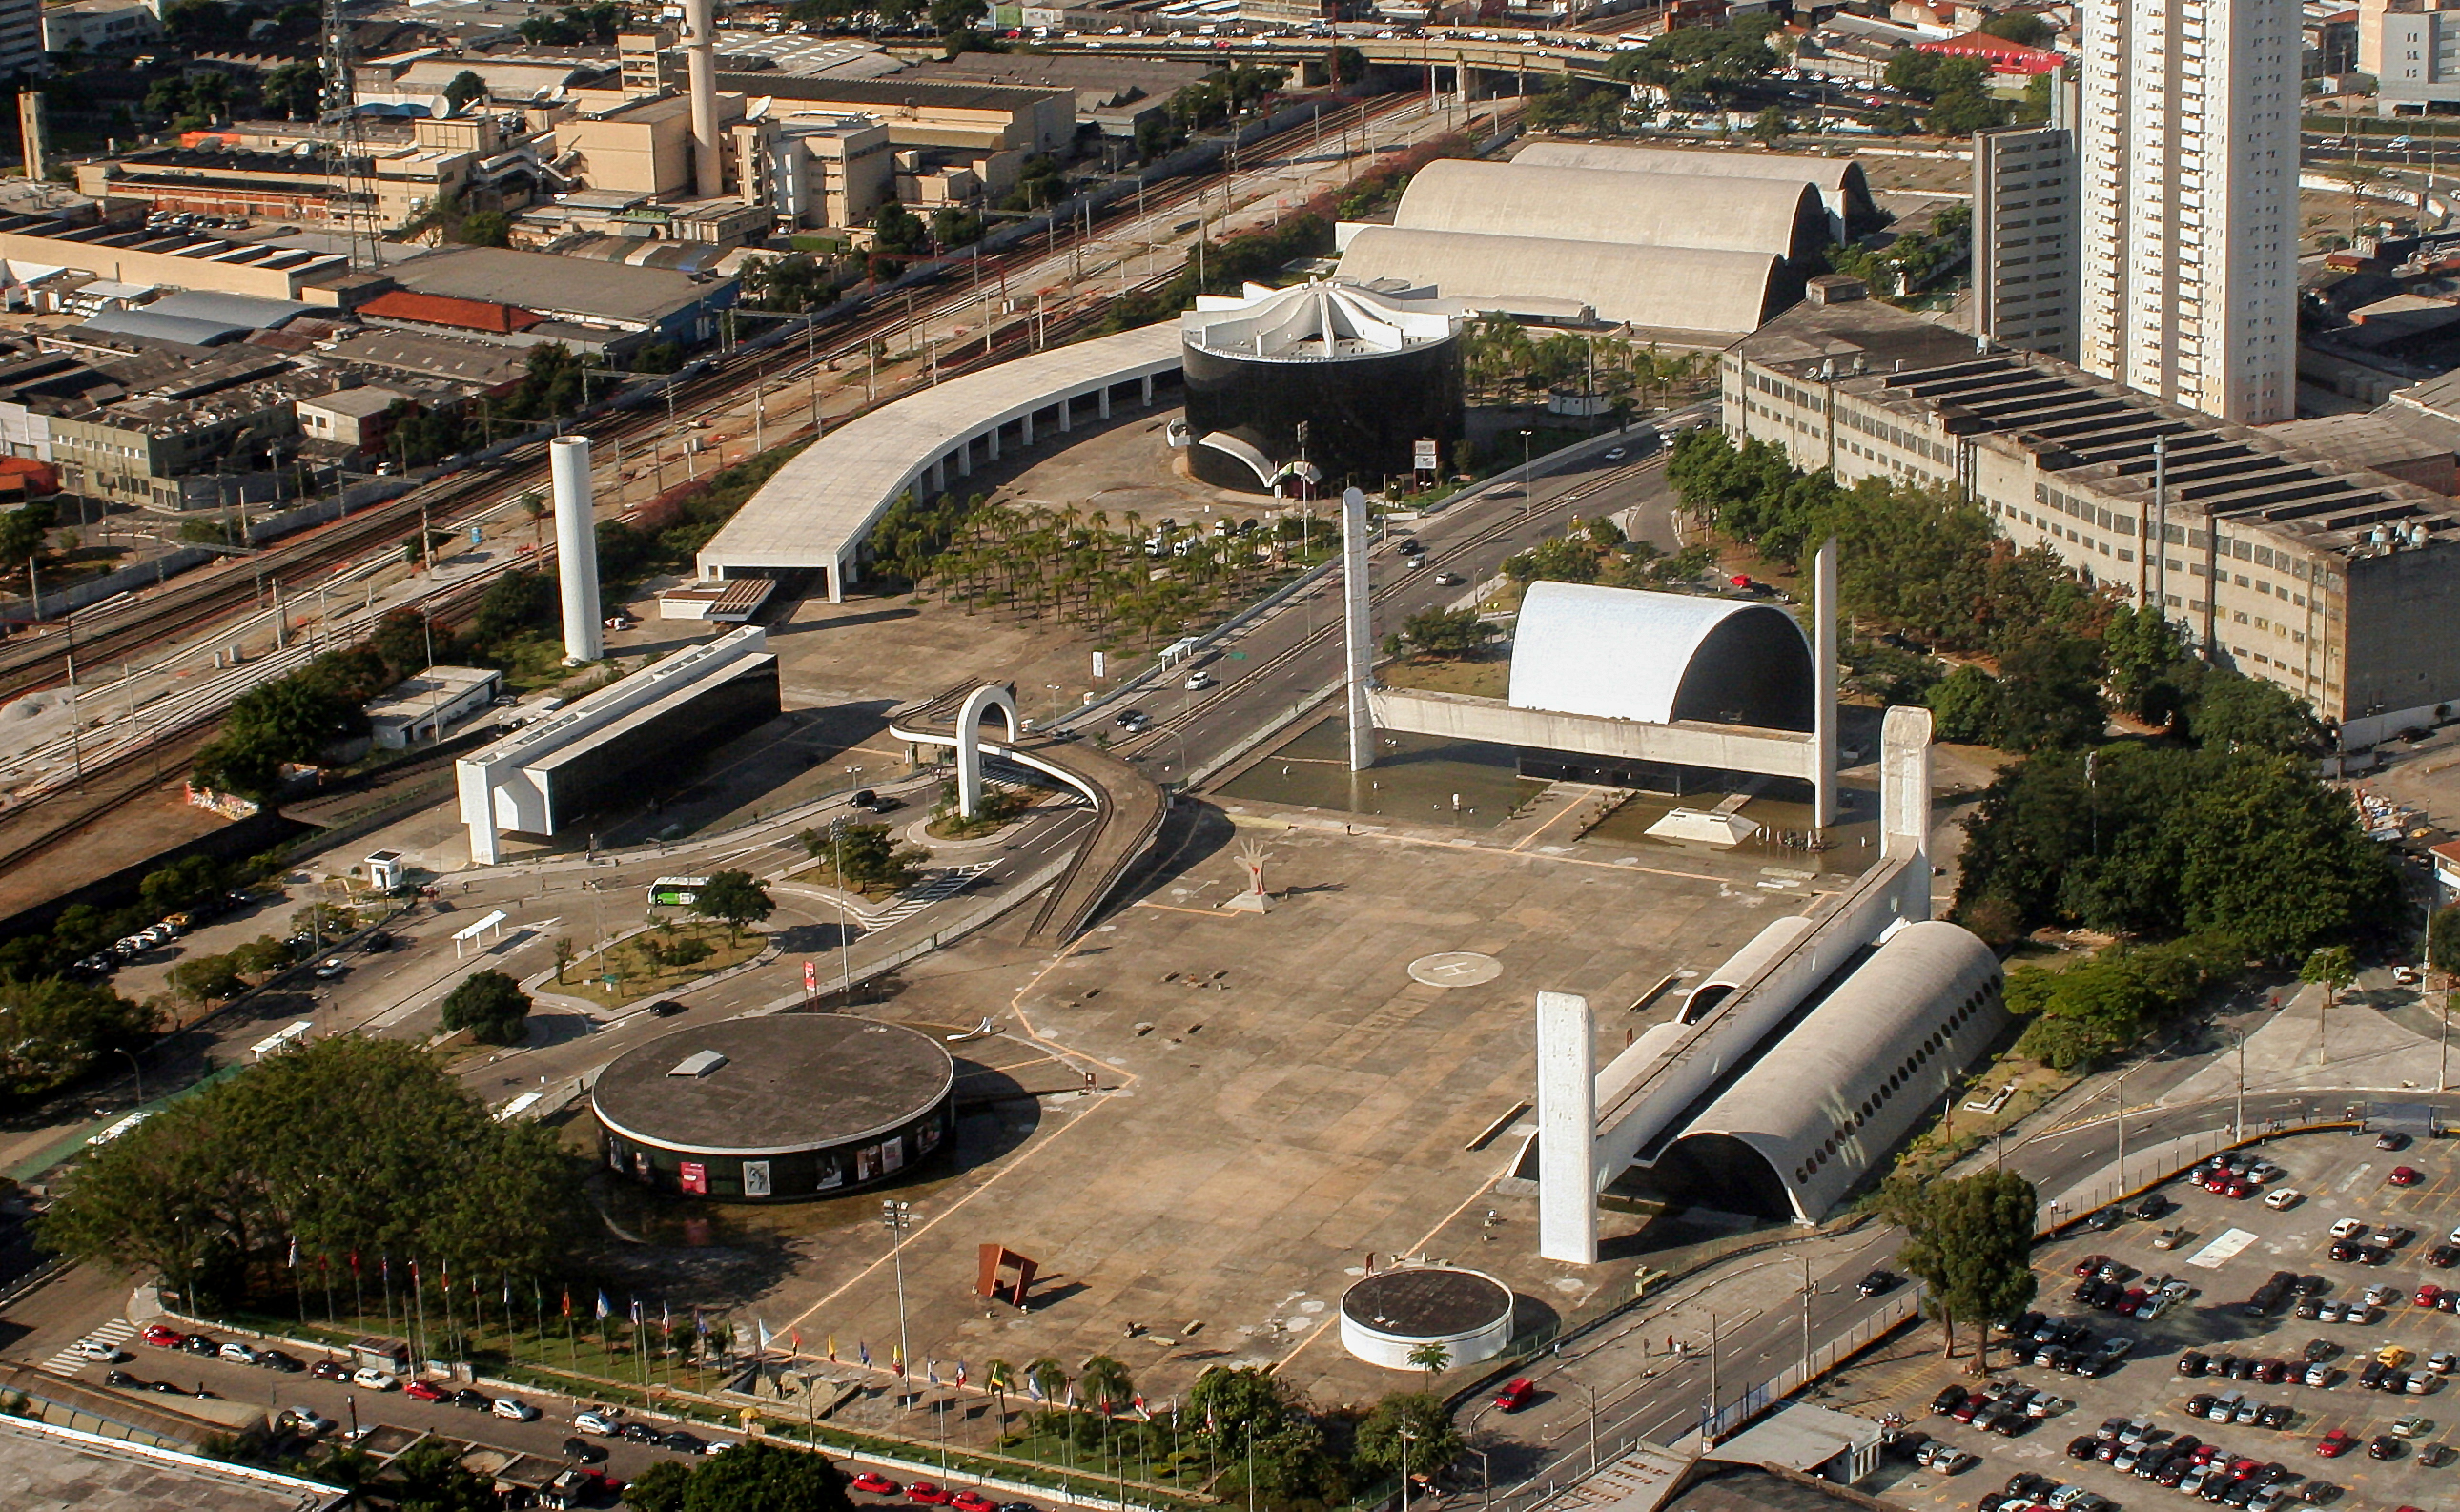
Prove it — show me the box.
[867,863,994,928]
[39,1318,133,1377]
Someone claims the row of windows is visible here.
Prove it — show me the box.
[1839,403,1951,465]
[1792,984,1997,1186]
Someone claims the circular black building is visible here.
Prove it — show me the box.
[1337,1266,1515,1370]
[592,1015,954,1201]
[1180,280,1463,495]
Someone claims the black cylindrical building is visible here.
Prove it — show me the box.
[1179,281,1464,494]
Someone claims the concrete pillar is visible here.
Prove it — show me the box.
[1139,375,1152,405]
[1535,990,1598,1265]
[987,425,1000,461]
[829,553,846,605]
[550,436,602,664]
[458,761,502,867]
[1021,412,1035,447]
[954,684,1016,818]
[1880,705,1935,920]
[1813,535,1838,829]
[1058,394,1073,432]
[1342,486,1374,772]
[1098,386,1112,419]
[958,442,972,478]
[931,458,946,494]
[682,0,722,199]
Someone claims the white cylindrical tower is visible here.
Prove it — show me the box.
[682,0,722,199]
[1341,486,1373,772]
[551,436,603,664]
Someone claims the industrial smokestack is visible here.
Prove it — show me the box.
[682,0,722,199]
[550,436,604,664]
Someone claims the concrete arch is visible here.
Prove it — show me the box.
[955,683,1019,818]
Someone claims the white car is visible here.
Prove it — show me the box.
[280,1406,337,1437]
[2431,1352,2460,1375]
[2331,1217,2368,1239]
[1184,671,1214,689]
[493,1396,540,1421]
[2263,1187,2303,1210]
[574,1409,620,1435]
[352,1367,399,1391]
[2448,1223,2460,1246]
[73,1338,125,1361]
[217,1341,258,1365]
[2366,1282,2402,1307]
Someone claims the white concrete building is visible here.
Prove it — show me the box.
[1973,123,2078,363]
[2078,0,2299,424]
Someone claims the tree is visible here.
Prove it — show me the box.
[1354,1392,1462,1481]
[2430,906,2460,974]
[1405,1340,1450,1380]
[40,1036,582,1308]
[805,824,923,891]
[1394,606,1497,659]
[394,1439,501,1512]
[2183,670,2324,756]
[442,69,486,113]
[627,1461,693,1512]
[1077,1353,1133,1412]
[456,210,512,248]
[168,954,247,1005]
[1926,664,2001,746]
[691,870,775,943]
[1882,1169,2039,1371]
[553,937,574,984]
[927,0,986,48]
[1025,1356,1070,1409]
[1749,104,1793,145]
[1993,634,2107,752]
[1977,11,2055,46]
[0,978,158,1103]
[472,568,555,646]
[1609,20,1779,108]
[2301,944,2358,1057]
[440,970,530,1045]
[679,1440,854,1512]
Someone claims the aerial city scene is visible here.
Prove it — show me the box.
[3,0,2460,1509]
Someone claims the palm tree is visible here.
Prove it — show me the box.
[1027,1355,1070,1415]
[1406,1340,1451,1381]
[985,1358,1015,1431]
[1079,1353,1134,1414]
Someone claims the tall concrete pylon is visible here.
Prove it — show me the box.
[1535,990,1598,1265]
[550,436,604,665]
[1814,535,1838,829]
[681,0,723,199]
[1342,485,1373,772]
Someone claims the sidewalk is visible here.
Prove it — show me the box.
[2163,981,2452,1102]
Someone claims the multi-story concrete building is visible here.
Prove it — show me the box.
[39,0,159,53]
[2079,0,2299,424]
[2360,0,2460,110]
[1724,283,2460,749]
[729,112,892,232]
[1972,123,2078,362]
[0,0,41,79]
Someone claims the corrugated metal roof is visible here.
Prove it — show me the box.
[359,288,543,336]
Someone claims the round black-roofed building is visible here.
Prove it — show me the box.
[591,1014,955,1200]
[1338,1266,1516,1370]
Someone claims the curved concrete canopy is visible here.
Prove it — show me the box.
[1507,582,1814,732]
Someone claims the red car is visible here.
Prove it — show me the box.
[140,1325,186,1349]
[852,1473,900,1496]
[2390,1166,2424,1187]
[907,1482,953,1506]
[2072,1255,2110,1278]
[310,1359,349,1381]
[2317,1430,2358,1458]
[403,1379,449,1402]
[2420,1285,2446,1308]
[951,1494,996,1512]
[1494,1378,1535,1412]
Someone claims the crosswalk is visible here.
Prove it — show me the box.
[863,864,994,929]
[41,1318,135,1377]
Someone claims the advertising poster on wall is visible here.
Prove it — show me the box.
[880,1137,905,1175]
[680,1160,707,1195]
[744,1160,772,1197]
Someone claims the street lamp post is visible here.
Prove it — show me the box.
[882,1200,912,1404]
[1519,429,1534,509]
[117,1047,144,1106]
[2113,1069,2130,1195]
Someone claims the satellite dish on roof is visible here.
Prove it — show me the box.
[425,95,452,119]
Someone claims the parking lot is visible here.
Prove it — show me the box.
[1845,1124,2460,1512]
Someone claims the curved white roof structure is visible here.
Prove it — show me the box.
[1512,142,1877,236]
[1335,227,1781,337]
[1670,921,2004,1221]
[1507,582,1814,731]
[1392,159,1830,262]
[693,320,1182,598]
[1181,277,1458,360]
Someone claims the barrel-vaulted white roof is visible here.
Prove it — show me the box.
[1676,920,2004,1221]
[1508,581,1811,726]
[1512,141,1876,232]
[1335,227,1780,337]
[694,320,1181,583]
[1391,158,1829,261]
[1180,277,1458,360]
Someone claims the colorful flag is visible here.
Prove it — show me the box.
[662,1301,672,1336]
[562,1289,573,1319]
[696,1308,708,1338]
[757,1318,773,1354]
[629,1298,643,1325]
[1133,1393,1149,1420]
[1027,1372,1044,1403]
[858,1340,871,1368]
[827,1335,838,1362]
[595,1291,612,1320]
[1064,1381,1077,1410]
[381,1255,392,1284]
[286,1236,298,1268]
[954,1361,968,1388]
[892,1344,905,1377]
[928,1360,940,1387]
[504,1279,513,1308]
[789,1329,802,1352]
[349,1251,360,1275]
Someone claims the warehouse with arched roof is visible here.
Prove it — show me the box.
[1656,921,2005,1222]
[1390,159,1833,264]
[1334,229,1783,337]
[1510,142,1882,240]
[1507,582,1816,732]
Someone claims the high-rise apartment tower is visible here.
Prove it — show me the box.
[2077,0,2300,424]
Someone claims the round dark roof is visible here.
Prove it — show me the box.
[592,1014,953,1157]
[1340,1268,1514,1338]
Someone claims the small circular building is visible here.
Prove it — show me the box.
[1179,279,1463,495]
[592,1015,954,1201]
[1338,1266,1515,1370]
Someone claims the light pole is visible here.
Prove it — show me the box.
[1519,429,1534,508]
[882,1199,912,1405]
[117,1047,144,1106]
[1400,1421,1415,1512]
[2112,1069,2130,1195]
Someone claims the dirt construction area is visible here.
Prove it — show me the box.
[1828,1125,2460,1512]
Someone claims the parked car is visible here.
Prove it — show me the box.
[1494,1378,1535,1411]
[73,1338,125,1362]
[1858,1269,1897,1297]
[311,1359,350,1381]
[404,1379,450,1402]
[495,1396,541,1420]
[257,1349,303,1373]
[851,1473,901,1495]
[2390,1166,2424,1187]
[574,1410,620,1435]
[353,1368,399,1391]
[216,1342,258,1366]
[2265,1188,2304,1210]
